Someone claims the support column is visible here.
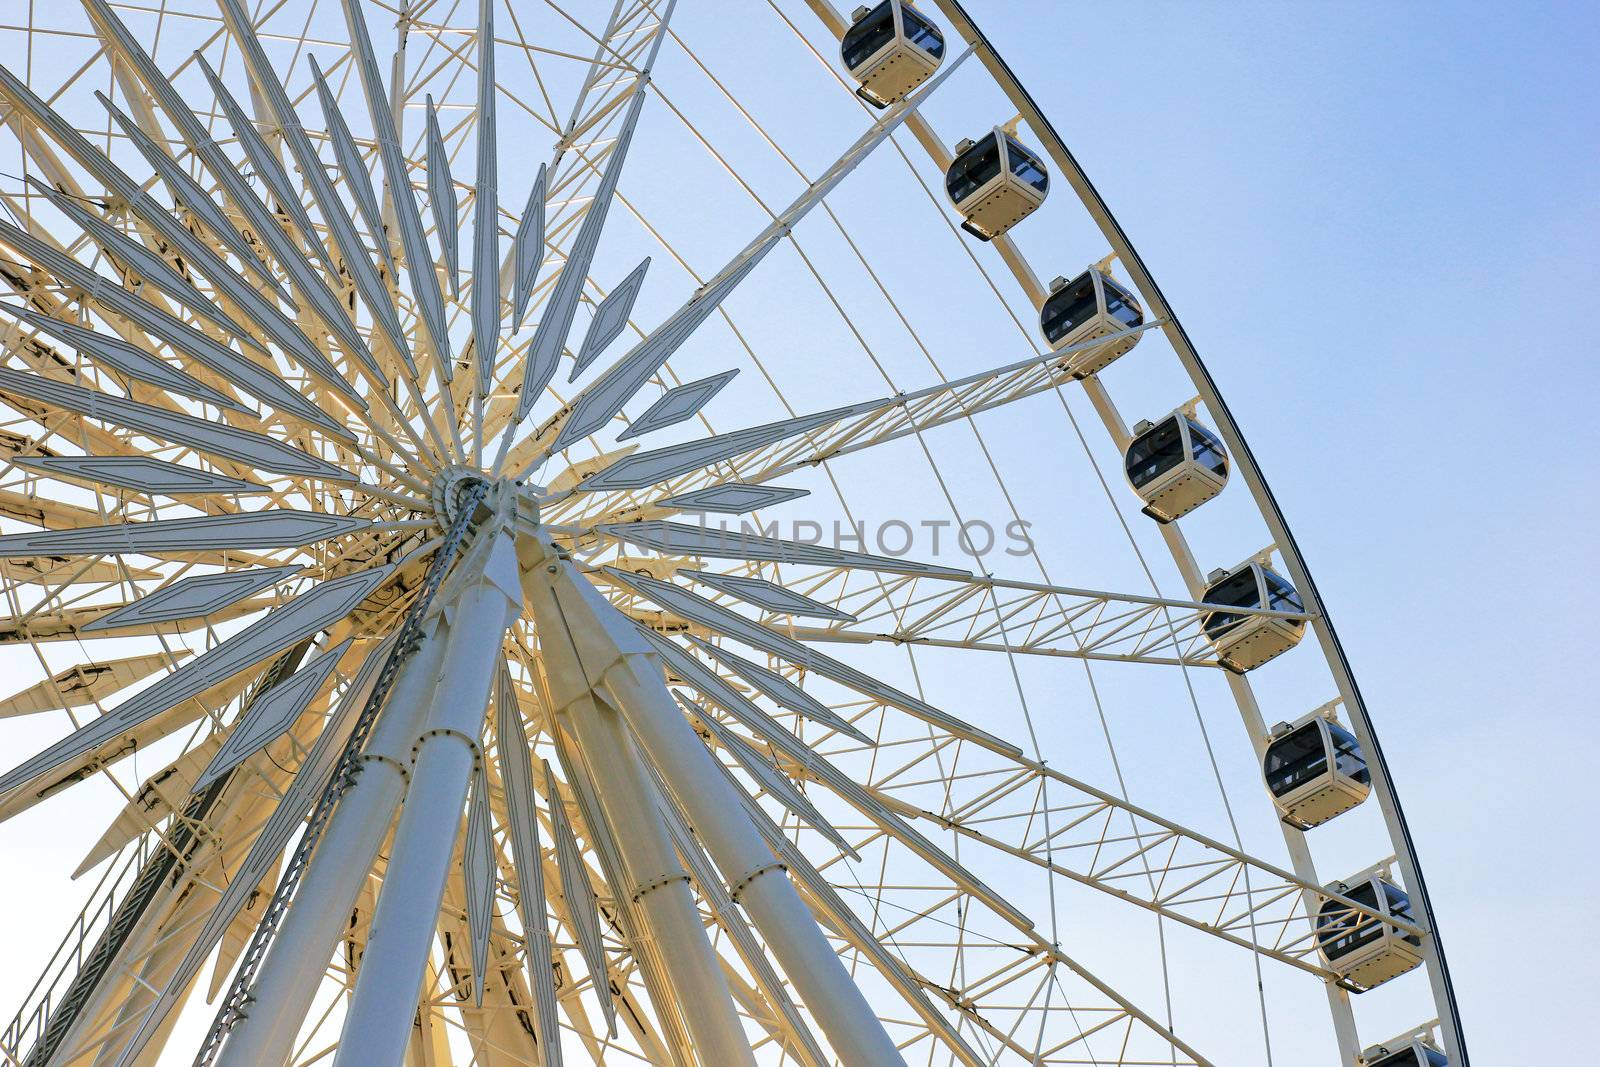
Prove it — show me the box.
[603,655,906,1067]
[559,691,759,1067]
[520,539,759,1067]
[215,615,453,1067]
[332,530,522,1066]
[520,535,904,1066]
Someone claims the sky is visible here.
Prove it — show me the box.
[0,1,1595,1064]
[988,1,1599,1061]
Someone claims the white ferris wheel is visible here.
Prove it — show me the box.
[0,2,1465,1066]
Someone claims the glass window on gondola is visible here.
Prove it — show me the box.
[1102,278,1143,329]
[1041,274,1099,343]
[1125,419,1185,490]
[1318,880,1383,959]
[946,133,1002,204]
[842,2,896,71]
[1202,569,1260,637]
[1261,569,1305,619]
[1265,723,1327,798]
[901,5,944,56]
[1383,884,1422,945]
[1327,722,1371,785]
[1005,137,1049,192]
[1374,1049,1446,1067]
[1374,1052,1423,1067]
[1186,420,1228,477]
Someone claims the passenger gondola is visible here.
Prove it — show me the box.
[1315,871,1424,990]
[840,2,945,108]
[1262,711,1370,828]
[945,128,1048,240]
[1200,560,1306,672]
[1362,1032,1449,1067]
[1040,268,1145,376]
[1124,413,1228,522]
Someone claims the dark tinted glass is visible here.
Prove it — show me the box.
[1264,722,1328,797]
[1005,137,1049,192]
[1186,419,1228,477]
[1326,723,1370,785]
[946,133,1002,204]
[1125,417,1185,489]
[901,6,945,57]
[842,2,895,70]
[1384,884,1422,945]
[1423,1049,1449,1067]
[1370,1052,1423,1067]
[1261,569,1306,632]
[1103,278,1143,328]
[1317,881,1384,959]
[1040,273,1099,343]
[1202,568,1261,638]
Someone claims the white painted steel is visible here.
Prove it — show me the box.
[525,543,905,1066]
[333,532,521,1064]
[519,536,759,1067]
[214,617,451,1067]
[604,655,907,1067]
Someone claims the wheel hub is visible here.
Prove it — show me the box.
[429,466,494,530]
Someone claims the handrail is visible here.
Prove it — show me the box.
[0,836,145,1057]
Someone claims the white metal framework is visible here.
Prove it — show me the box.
[0,2,1464,1065]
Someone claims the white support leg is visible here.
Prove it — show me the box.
[603,656,906,1067]
[333,532,522,1066]
[519,536,904,1066]
[557,690,760,1067]
[214,615,453,1067]
[520,537,759,1067]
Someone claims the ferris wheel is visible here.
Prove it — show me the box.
[0,2,1466,1065]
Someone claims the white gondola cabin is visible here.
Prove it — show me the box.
[1041,269,1145,376]
[1315,872,1424,990]
[1362,1033,1449,1067]
[1200,561,1306,672]
[945,129,1049,240]
[1124,414,1227,522]
[841,2,945,108]
[1263,711,1370,828]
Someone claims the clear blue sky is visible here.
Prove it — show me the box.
[983,1,1597,1060]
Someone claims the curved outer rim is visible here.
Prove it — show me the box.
[925,2,1469,1062]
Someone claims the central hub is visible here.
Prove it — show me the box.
[429,466,494,530]
[430,468,541,533]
